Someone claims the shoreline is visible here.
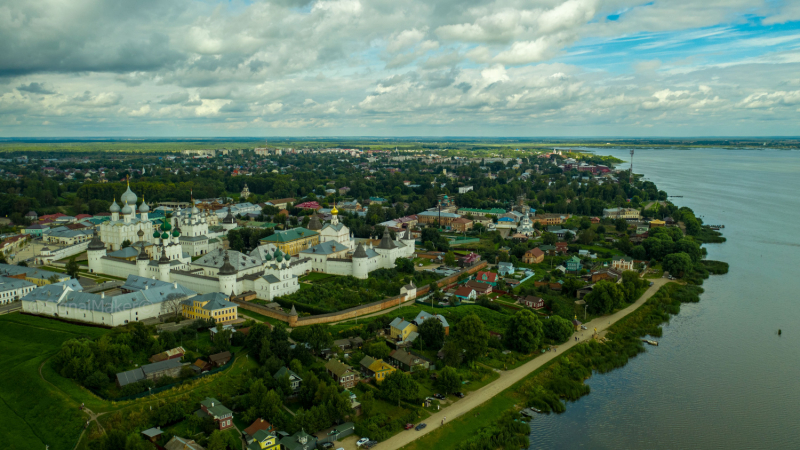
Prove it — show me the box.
[378,278,673,450]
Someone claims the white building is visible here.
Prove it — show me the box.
[21,276,197,326]
[0,276,36,304]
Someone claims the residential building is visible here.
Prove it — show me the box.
[458,185,473,194]
[278,429,317,450]
[181,292,238,323]
[243,419,276,446]
[116,358,183,387]
[360,356,396,383]
[612,256,635,271]
[497,262,514,276]
[649,219,666,228]
[248,430,279,450]
[209,351,232,367]
[456,207,506,217]
[413,310,450,334]
[474,271,498,285]
[199,397,234,430]
[522,248,545,264]
[389,349,430,372]
[519,295,545,309]
[453,286,476,300]
[464,280,492,295]
[325,359,360,388]
[602,207,641,220]
[0,276,36,305]
[165,436,205,450]
[265,198,295,209]
[274,367,302,392]
[0,263,70,286]
[450,217,473,233]
[565,256,583,272]
[389,317,418,342]
[416,211,461,227]
[149,346,185,363]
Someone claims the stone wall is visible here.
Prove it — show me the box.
[232,259,488,327]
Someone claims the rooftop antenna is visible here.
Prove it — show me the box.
[629,149,634,183]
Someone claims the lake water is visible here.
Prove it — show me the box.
[527,148,800,449]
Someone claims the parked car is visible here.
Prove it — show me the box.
[415,423,427,431]
[356,438,370,447]
[649,282,654,286]
[321,443,334,449]
[454,392,465,398]
[433,393,445,400]
[581,325,587,330]
[336,448,345,450]
[405,423,414,430]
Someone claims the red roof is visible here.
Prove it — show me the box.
[454,286,475,297]
[476,272,498,283]
[295,201,321,210]
[526,248,544,258]
[243,418,274,437]
[75,214,92,219]
[38,213,66,221]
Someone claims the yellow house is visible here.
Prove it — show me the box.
[259,227,319,255]
[248,430,279,450]
[181,292,238,323]
[369,359,396,384]
[389,317,417,341]
[649,219,666,229]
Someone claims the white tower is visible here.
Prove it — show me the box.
[217,251,238,296]
[87,236,106,274]
[352,243,369,279]
[158,248,171,282]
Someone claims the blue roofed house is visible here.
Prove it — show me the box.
[497,262,515,276]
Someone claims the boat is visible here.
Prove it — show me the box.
[642,339,659,346]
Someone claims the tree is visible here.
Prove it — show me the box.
[213,328,232,351]
[364,341,391,360]
[441,339,462,367]
[663,252,693,278]
[444,251,456,267]
[160,293,187,318]
[395,257,414,274]
[121,239,132,249]
[452,314,489,364]
[380,371,418,406]
[418,317,445,350]
[543,316,573,343]
[563,231,574,242]
[207,430,228,450]
[306,324,333,353]
[542,232,557,246]
[504,309,543,354]
[577,229,596,245]
[66,257,80,279]
[585,280,625,314]
[436,366,462,395]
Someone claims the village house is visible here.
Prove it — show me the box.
[360,355,395,384]
[325,359,360,388]
[243,419,276,446]
[450,217,473,233]
[519,295,545,310]
[199,397,234,430]
[474,271,498,286]
[389,349,430,372]
[522,247,545,264]
[465,280,492,295]
[612,256,635,271]
[273,366,303,392]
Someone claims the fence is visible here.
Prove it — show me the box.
[89,355,236,402]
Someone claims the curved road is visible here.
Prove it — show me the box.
[377,278,671,450]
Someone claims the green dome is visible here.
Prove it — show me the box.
[276,255,283,263]
[273,248,282,258]
[265,254,272,261]
[153,230,161,238]
[161,232,169,239]
[172,229,180,237]
[160,220,172,231]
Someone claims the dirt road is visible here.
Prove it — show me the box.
[376,278,671,450]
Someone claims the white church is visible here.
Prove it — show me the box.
[88,194,416,301]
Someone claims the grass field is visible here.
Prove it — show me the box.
[0,314,109,450]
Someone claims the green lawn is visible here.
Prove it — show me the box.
[299,272,338,282]
[236,309,287,328]
[0,314,109,450]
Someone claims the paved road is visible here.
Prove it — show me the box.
[376,278,672,450]
[0,303,21,315]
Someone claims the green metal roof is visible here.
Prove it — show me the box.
[260,227,318,243]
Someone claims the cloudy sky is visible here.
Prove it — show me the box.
[2,0,800,137]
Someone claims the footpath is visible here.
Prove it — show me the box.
[377,278,671,450]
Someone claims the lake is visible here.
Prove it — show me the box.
[527,148,800,448]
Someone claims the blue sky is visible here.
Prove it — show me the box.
[1,0,800,137]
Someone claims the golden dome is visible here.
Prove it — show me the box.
[331,203,338,215]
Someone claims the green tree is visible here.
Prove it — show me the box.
[441,339,462,367]
[444,251,456,267]
[585,280,625,314]
[436,366,462,395]
[207,430,227,450]
[121,239,132,249]
[543,316,573,343]
[66,256,80,279]
[663,252,693,278]
[615,219,629,233]
[213,328,232,351]
[577,229,596,245]
[380,370,418,406]
[563,231,574,242]
[542,232,557,246]
[418,317,445,350]
[504,309,543,353]
[452,314,489,364]
[306,324,333,353]
[364,341,391,360]
[395,257,414,274]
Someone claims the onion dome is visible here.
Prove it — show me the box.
[218,251,237,275]
[276,254,283,263]
[175,206,182,217]
[353,243,368,258]
[273,248,282,259]
[161,232,169,240]
[121,181,137,205]
[153,230,161,238]
[191,202,200,215]
[88,236,105,251]
[160,220,172,231]
[172,229,180,237]
[331,203,338,215]
[137,229,144,239]
[158,248,169,264]
[138,198,150,213]
[110,199,120,213]
[223,206,236,224]
[265,253,272,261]
[121,201,133,215]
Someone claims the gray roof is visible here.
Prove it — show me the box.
[47,228,93,238]
[352,243,368,258]
[142,358,182,375]
[194,248,262,271]
[414,310,449,328]
[300,240,348,256]
[417,211,461,218]
[377,231,397,250]
[121,275,194,295]
[116,367,145,386]
[274,366,302,382]
[390,317,413,330]
[108,247,139,258]
[0,264,69,282]
[262,274,280,284]
[179,235,208,242]
[183,292,236,311]
[23,279,195,312]
[0,276,35,292]
[321,222,346,232]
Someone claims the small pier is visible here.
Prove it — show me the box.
[642,339,659,346]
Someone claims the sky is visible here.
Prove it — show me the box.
[1,0,800,137]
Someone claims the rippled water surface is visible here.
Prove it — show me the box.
[527,148,800,449]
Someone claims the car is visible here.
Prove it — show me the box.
[321,443,334,449]
[356,438,370,447]
[433,393,445,400]
[454,392,465,398]
[581,325,588,330]
[415,423,427,431]
[405,423,414,430]
[336,448,345,450]
[649,282,654,286]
